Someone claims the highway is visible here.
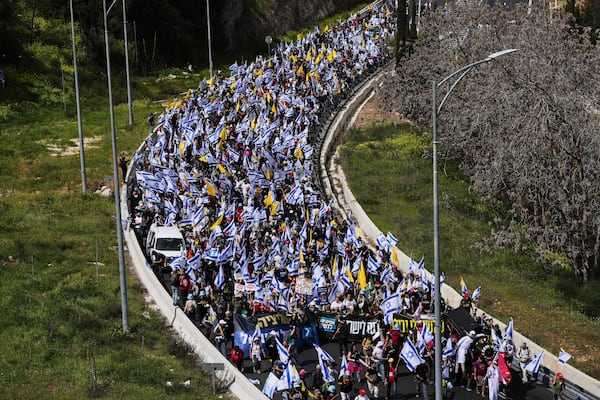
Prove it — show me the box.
[241,340,555,399]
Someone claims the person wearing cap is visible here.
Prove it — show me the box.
[250,336,266,373]
[454,330,475,387]
[354,388,369,400]
[265,330,278,368]
[183,293,197,320]
[312,388,324,400]
[551,372,564,400]
[325,384,337,400]
[214,319,227,355]
[371,340,386,380]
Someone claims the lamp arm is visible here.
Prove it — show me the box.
[437,65,477,115]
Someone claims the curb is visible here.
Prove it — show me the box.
[318,66,600,399]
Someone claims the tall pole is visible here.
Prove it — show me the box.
[432,49,517,400]
[70,0,87,193]
[103,0,129,333]
[206,0,213,78]
[122,0,133,125]
[432,80,442,400]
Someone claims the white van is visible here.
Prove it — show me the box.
[146,225,186,262]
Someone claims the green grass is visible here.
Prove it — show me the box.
[339,122,600,379]
[0,2,386,397]
[0,192,214,399]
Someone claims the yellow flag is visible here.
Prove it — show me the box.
[219,126,228,141]
[270,201,280,216]
[210,213,223,231]
[358,261,367,290]
[332,255,338,276]
[271,103,277,115]
[205,180,216,196]
[327,53,334,63]
[199,155,209,163]
[391,247,399,267]
[295,146,304,159]
[230,81,237,90]
[218,164,229,176]
[266,91,271,103]
[323,25,330,32]
[345,263,354,283]
[296,32,303,40]
[299,247,304,263]
[178,140,186,156]
[290,54,298,63]
[305,51,311,62]
[315,52,323,65]
[297,64,304,75]
[264,190,273,206]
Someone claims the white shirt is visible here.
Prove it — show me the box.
[455,335,474,364]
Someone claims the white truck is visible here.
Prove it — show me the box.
[145,225,186,262]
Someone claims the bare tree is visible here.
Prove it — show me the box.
[379,3,600,282]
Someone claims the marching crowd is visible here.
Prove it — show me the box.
[124,0,566,398]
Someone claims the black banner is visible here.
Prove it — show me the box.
[317,313,380,342]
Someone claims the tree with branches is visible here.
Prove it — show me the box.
[380,2,600,282]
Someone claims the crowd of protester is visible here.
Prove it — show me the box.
[123,0,558,399]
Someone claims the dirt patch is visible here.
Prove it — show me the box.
[352,88,404,129]
[40,135,102,157]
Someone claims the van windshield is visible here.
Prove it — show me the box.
[156,238,184,252]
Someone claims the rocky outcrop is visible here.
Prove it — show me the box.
[219,0,364,52]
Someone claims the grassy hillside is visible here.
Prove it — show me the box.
[0,2,374,398]
[338,122,600,379]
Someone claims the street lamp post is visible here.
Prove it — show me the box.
[432,49,517,400]
[206,0,213,79]
[122,0,133,125]
[103,0,129,334]
[69,0,87,193]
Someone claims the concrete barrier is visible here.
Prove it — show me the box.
[319,67,600,398]
[120,184,266,400]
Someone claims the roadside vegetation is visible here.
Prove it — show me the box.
[338,122,600,379]
[0,1,375,398]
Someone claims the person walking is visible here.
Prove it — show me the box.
[517,342,532,384]
[365,359,381,399]
[415,361,429,399]
[385,357,399,400]
[551,372,565,400]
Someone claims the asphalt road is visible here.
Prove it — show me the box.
[240,341,555,400]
